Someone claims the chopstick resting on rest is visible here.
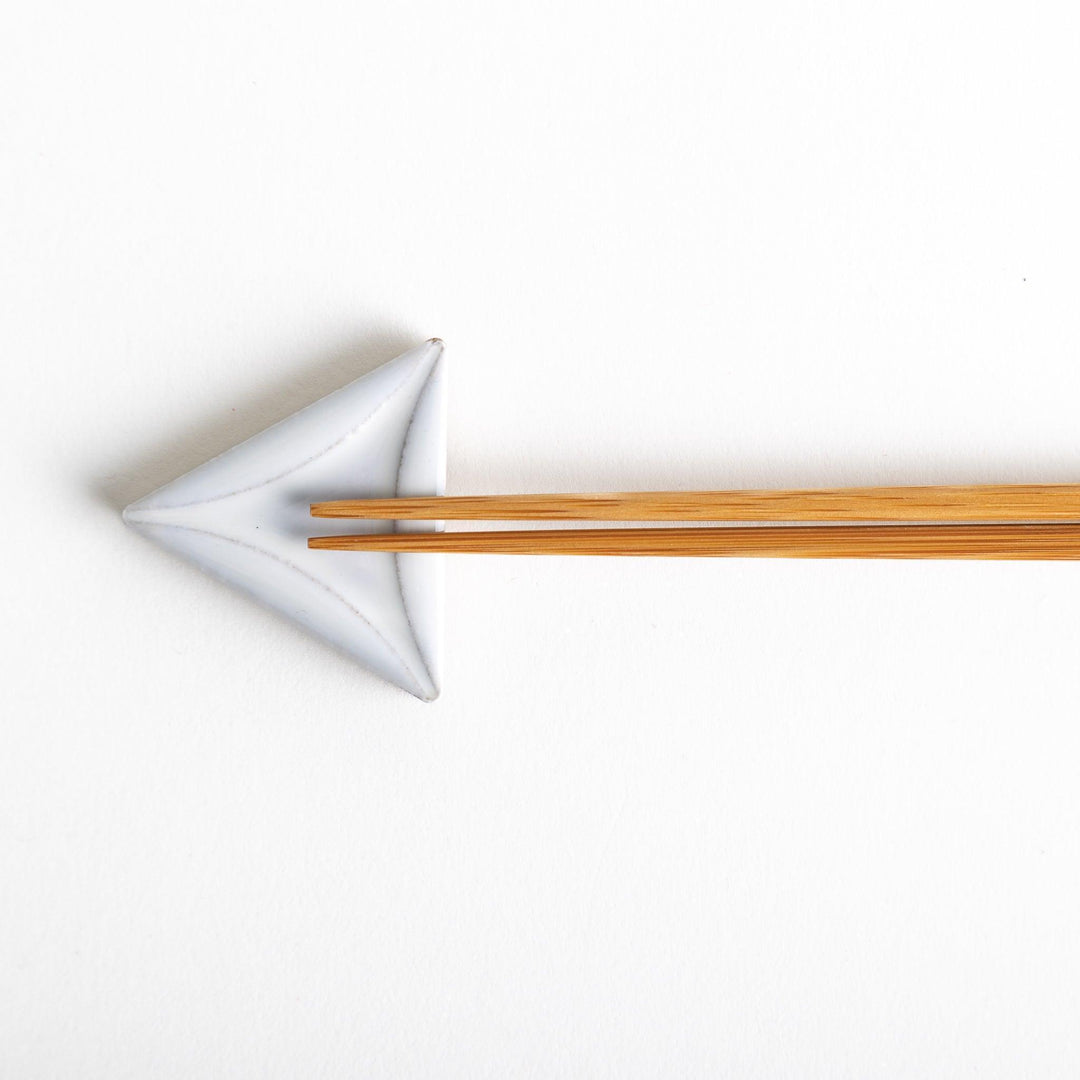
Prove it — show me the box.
[311,484,1080,523]
[307,485,1080,559]
[308,523,1080,559]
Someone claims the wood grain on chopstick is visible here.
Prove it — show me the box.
[310,485,1080,523]
[308,523,1080,559]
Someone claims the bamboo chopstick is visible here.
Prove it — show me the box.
[308,523,1080,559]
[310,485,1080,523]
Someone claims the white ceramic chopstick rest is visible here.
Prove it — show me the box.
[123,339,447,701]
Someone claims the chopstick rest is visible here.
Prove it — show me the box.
[123,339,447,702]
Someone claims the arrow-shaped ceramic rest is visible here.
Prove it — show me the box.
[124,339,447,701]
[126,337,1080,701]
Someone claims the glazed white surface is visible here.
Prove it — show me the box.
[124,340,446,701]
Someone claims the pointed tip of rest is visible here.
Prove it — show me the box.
[122,500,153,527]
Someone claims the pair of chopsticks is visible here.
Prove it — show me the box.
[307,484,1080,559]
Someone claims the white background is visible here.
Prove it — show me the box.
[4,2,1080,1076]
